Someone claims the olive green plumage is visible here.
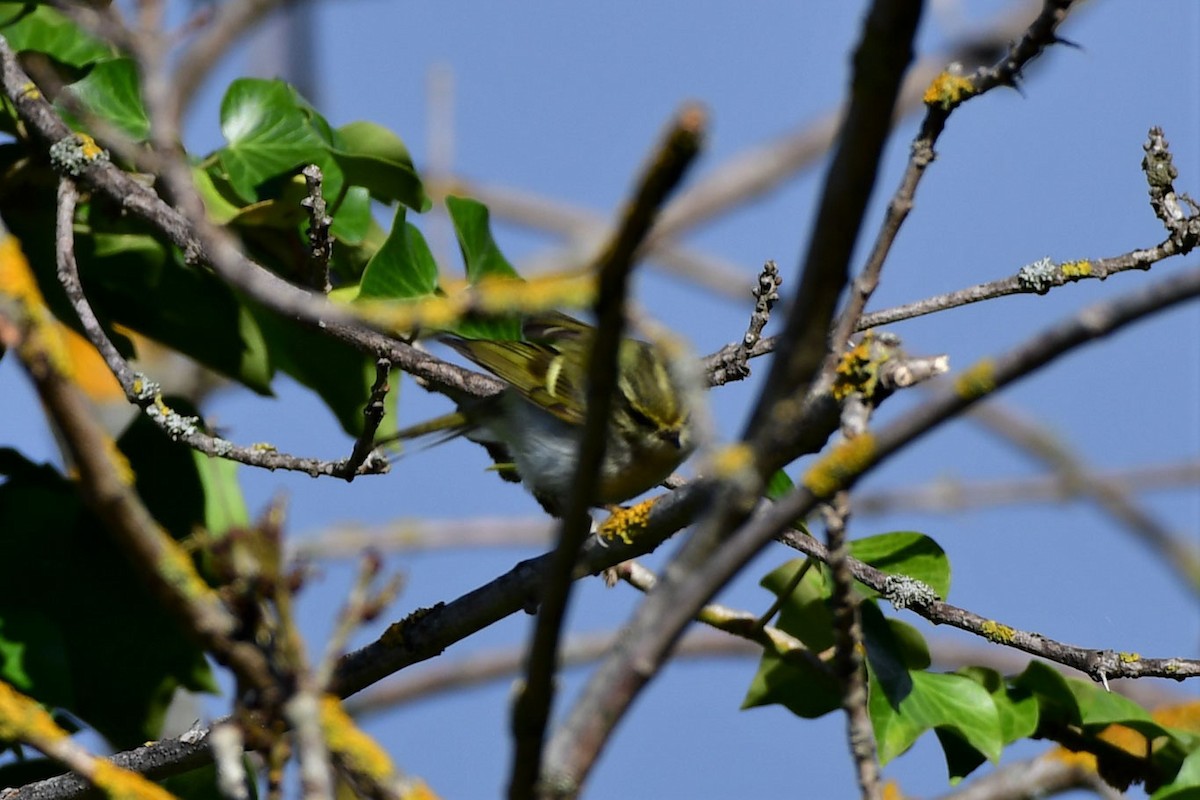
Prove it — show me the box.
[392,313,694,515]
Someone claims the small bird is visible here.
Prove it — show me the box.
[390,312,695,515]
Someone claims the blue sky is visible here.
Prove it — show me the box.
[3,1,1198,797]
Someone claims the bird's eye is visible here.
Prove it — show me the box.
[625,403,657,430]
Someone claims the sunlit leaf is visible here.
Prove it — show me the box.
[58,57,149,141]
[332,120,430,211]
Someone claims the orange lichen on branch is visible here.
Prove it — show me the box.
[923,71,975,110]
[598,496,659,546]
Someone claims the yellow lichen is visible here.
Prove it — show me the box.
[400,777,443,800]
[19,81,40,100]
[1059,260,1093,278]
[832,335,876,401]
[923,72,976,109]
[320,695,396,780]
[598,497,658,546]
[101,434,136,487]
[954,359,997,401]
[0,681,68,744]
[980,620,1016,644]
[91,760,177,800]
[801,434,876,498]
[76,133,104,161]
[1118,651,1140,663]
[710,443,754,480]
[0,233,72,375]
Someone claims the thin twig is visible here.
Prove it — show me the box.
[823,0,1080,363]
[822,497,881,800]
[508,104,707,800]
[706,260,782,386]
[54,176,386,478]
[301,163,334,294]
[539,4,926,793]
[168,0,289,122]
[539,258,1200,795]
[332,359,394,481]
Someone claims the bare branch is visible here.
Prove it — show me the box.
[508,104,707,800]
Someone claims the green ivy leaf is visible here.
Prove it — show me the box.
[741,650,842,719]
[954,666,1039,744]
[194,451,248,538]
[849,531,950,601]
[862,604,1003,770]
[330,185,372,245]
[0,2,112,67]
[217,78,341,203]
[332,120,430,211]
[250,305,398,438]
[78,235,275,395]
[445,195,520,282]
[0,450,214,748]
[760,558,834,652]
[58,57,150,141]
[1152,747,1200,800]
[764,469,794,501]
[443,195,524,340]
[357,206,439,300]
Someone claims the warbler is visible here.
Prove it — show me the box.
[391,313,695,515]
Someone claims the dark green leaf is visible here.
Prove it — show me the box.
[849,531,950,601]
[1152,748,1200,800]
[357,206,438,300]
[935,728,988,784]
[862,605,1002,769]
[765,469,794,501]
[1013,660,1081,727]
[330,185,372,245]
[741,651,842,719]
[58,57,149,141]
[76,235,275,394]
[445,195,520,282]
[332,120,430,211]
[251,305,399,438]
[0,2,112,67]
[955,666,1039,744]
[759,558,834,651]
[0,450,214,747]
